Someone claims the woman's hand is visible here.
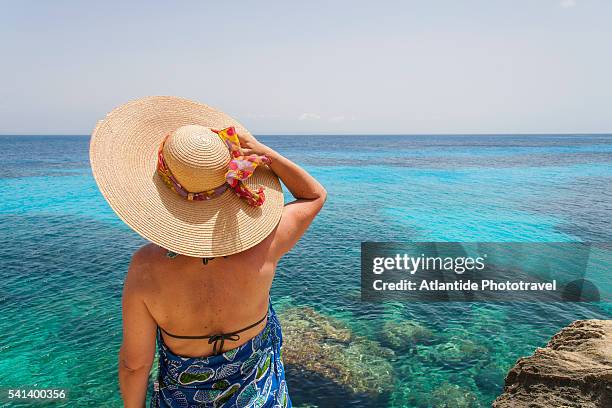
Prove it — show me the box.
[237,132,271,157]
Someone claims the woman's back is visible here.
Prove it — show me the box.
[136,234,277,358]
[137,235,291,407]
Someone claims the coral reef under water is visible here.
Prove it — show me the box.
[278,306,395,401]
[380,320,435,351]
[278,304,513,407]
[389,357,484,408]
[422,335,489,367]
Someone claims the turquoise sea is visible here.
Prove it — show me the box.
[0,134,610,407]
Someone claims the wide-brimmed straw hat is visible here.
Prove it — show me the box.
[89,96,284,258]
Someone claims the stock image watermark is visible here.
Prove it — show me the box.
[1,388,70,404]
[361,242,610,302]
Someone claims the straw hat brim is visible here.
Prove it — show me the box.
[89,96,284,258]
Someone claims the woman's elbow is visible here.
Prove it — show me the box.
[313,188,327,213]
[119,358,152,374]
[317,184,327,204]
[119,348,153,373]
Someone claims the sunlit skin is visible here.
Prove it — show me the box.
[118,132,327,408]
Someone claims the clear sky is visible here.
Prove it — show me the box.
[1,0,611,135]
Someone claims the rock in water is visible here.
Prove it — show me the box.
[493,319,612,407]
[430,382,480,408]
[277,306,394,405]
[380,320,435,351]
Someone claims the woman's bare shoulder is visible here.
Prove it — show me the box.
[125,244,165,289]
[132,243,164,263]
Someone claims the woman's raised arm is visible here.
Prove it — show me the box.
[239,133,327,259]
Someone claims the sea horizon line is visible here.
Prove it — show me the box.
[1,132,612,138]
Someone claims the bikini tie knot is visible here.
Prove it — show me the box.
[208,333,241,355]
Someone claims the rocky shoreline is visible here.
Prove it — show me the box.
[493,319,612,407]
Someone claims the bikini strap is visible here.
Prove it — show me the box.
[159,309,269,355]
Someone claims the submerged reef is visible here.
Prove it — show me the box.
[277,305,611,406]
[380,320,435,351]
[389,359,482,408]
[493,319,612,407]
[279,304,505,406]
[278,306,395,405]
[422,334,489,367]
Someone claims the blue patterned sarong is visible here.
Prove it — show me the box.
[150,302,291,408]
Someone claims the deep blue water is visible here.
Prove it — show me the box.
[0,134,610,407]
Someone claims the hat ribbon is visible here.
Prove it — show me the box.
[156,127,271,207]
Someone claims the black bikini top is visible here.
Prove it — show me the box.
[159,311,268,355]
